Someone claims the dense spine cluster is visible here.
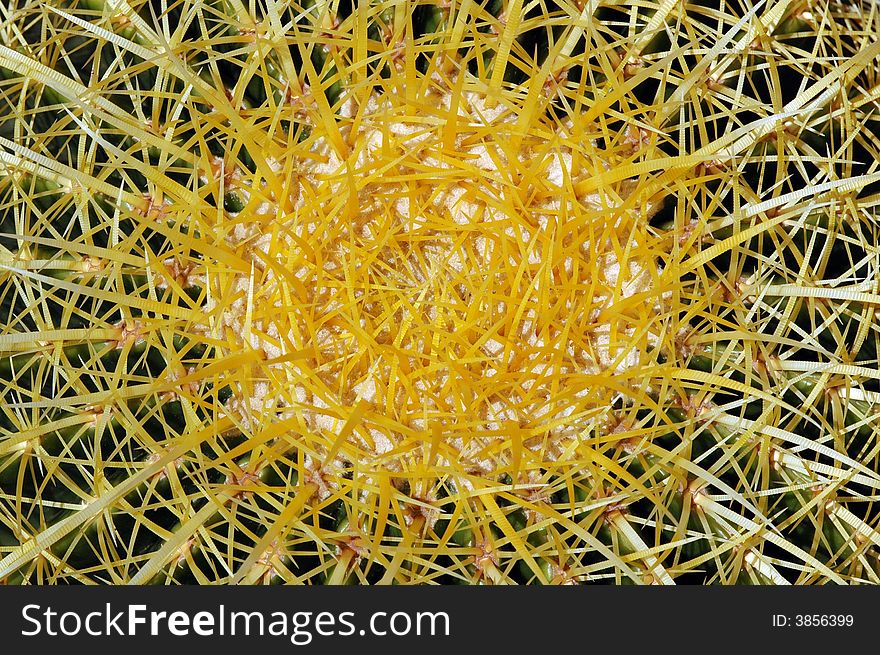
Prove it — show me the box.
[1,0,880,584]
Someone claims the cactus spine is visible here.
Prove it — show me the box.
[1,0,880,584]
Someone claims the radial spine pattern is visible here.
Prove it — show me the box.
[1,0,880,584]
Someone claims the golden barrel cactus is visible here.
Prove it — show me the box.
[1,0,880,584]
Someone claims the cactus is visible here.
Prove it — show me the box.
[1,0,879,585]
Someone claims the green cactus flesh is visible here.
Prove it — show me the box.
[1,0,880,584]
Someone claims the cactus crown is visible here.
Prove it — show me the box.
[1,0,880,584]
